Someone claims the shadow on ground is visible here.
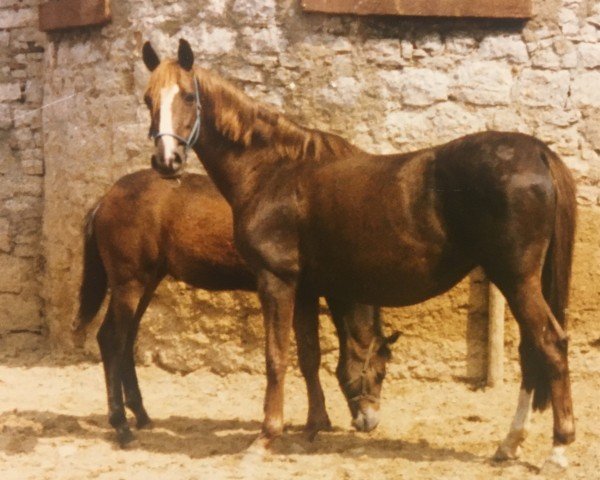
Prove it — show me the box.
[0,408,540,473]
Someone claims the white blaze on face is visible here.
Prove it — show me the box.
[159,84,180,161]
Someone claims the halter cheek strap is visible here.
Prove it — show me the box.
[344,338,380,405]
[153,76,202,156]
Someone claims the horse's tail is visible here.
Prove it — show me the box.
[534,149,577,410]
[73,203,107,337]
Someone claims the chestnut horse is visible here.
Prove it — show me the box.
[74,169,397,446]
[142,40,576,469]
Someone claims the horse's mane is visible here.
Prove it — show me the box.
[147,60,359,162]
[196,67,363,162]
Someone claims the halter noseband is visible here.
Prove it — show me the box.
[344,338,380,405]
[153,76,202,157]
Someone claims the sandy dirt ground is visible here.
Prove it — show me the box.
[0,346,599,480]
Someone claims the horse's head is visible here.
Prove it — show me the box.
[336,307,400,432]
[142,39,201,178]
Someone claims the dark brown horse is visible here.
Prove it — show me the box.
[74,169,397,446]
[142,40,577,469]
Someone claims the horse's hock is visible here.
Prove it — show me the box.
[1,0,599,382]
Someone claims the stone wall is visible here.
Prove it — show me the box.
[38,0,600,379]
[0,0,46,354]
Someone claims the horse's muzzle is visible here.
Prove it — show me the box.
[151,152,185,179]
[352,407,380,432]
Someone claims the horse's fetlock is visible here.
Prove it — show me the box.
[109,411,127,428]
[554,427,575,445]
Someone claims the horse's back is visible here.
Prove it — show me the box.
[300,131,562,305]
[94,169,254,291]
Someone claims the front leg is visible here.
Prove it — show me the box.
[293,287,331,440]
[256,270,297,444]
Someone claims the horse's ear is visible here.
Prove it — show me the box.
[142,42,160,71]
[178,39,194,71]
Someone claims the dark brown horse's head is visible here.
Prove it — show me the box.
[142,39,201,178]
[335,306,400,432]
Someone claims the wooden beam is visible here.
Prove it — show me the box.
[301,0,532,19]
[39,0,111,32]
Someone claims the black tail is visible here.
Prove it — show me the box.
[533,150,577,410]
[73,204,107,333]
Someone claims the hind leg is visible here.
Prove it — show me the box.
[293,289,331,440]
[121,284,158,429]
[497,278,574,467]
[97,282,145,446]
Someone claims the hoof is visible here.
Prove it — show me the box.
[136,415,153,430]
[246,435,272,455]
[493,443,521,462]
[540,446,569,474]
[116,426,136,448]
[304,418,332,442]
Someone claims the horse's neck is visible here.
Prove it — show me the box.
[195,140,265,208]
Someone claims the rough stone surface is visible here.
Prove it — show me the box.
[452,61,512,106]
[517,69,571,108]
[0,0,45,343]
[0,0,595,381]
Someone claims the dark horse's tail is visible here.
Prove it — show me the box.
[533,149,577,410]
[72,203,107,336]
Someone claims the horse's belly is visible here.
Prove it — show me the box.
[307,230,472,306]
[314,260,468,306]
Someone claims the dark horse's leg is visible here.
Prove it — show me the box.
[254,270,297,447]
[121,283,158,430]
[97,281,145,446]
[293,286,331,440]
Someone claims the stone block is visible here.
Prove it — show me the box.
[318,76,362,108]
[452,61,512,106]
[572,72,600,108]
[0,83,22,102]
[578,43,600,69]
[364,39,402,67]
[198,25,237,56]
[0,104,12,129]
[232,0,276,24]
[582,112,600,150]
[24,78,43,104]
[0,7,36,29]
[516,69,570,108]
[531,47,561,69]
[401,68,449,106]
[478,35,528,63]
[428,103,487,140]
[242,25,287,54]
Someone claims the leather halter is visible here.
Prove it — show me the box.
[153,76,202,157]
[344,338,380,405]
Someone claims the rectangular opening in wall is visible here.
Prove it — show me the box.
[301,0,532,19]
[39,0,111,32]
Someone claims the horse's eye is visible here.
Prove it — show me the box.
[183,92,195,104]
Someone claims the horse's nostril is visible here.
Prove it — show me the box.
[172,152,183,169]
